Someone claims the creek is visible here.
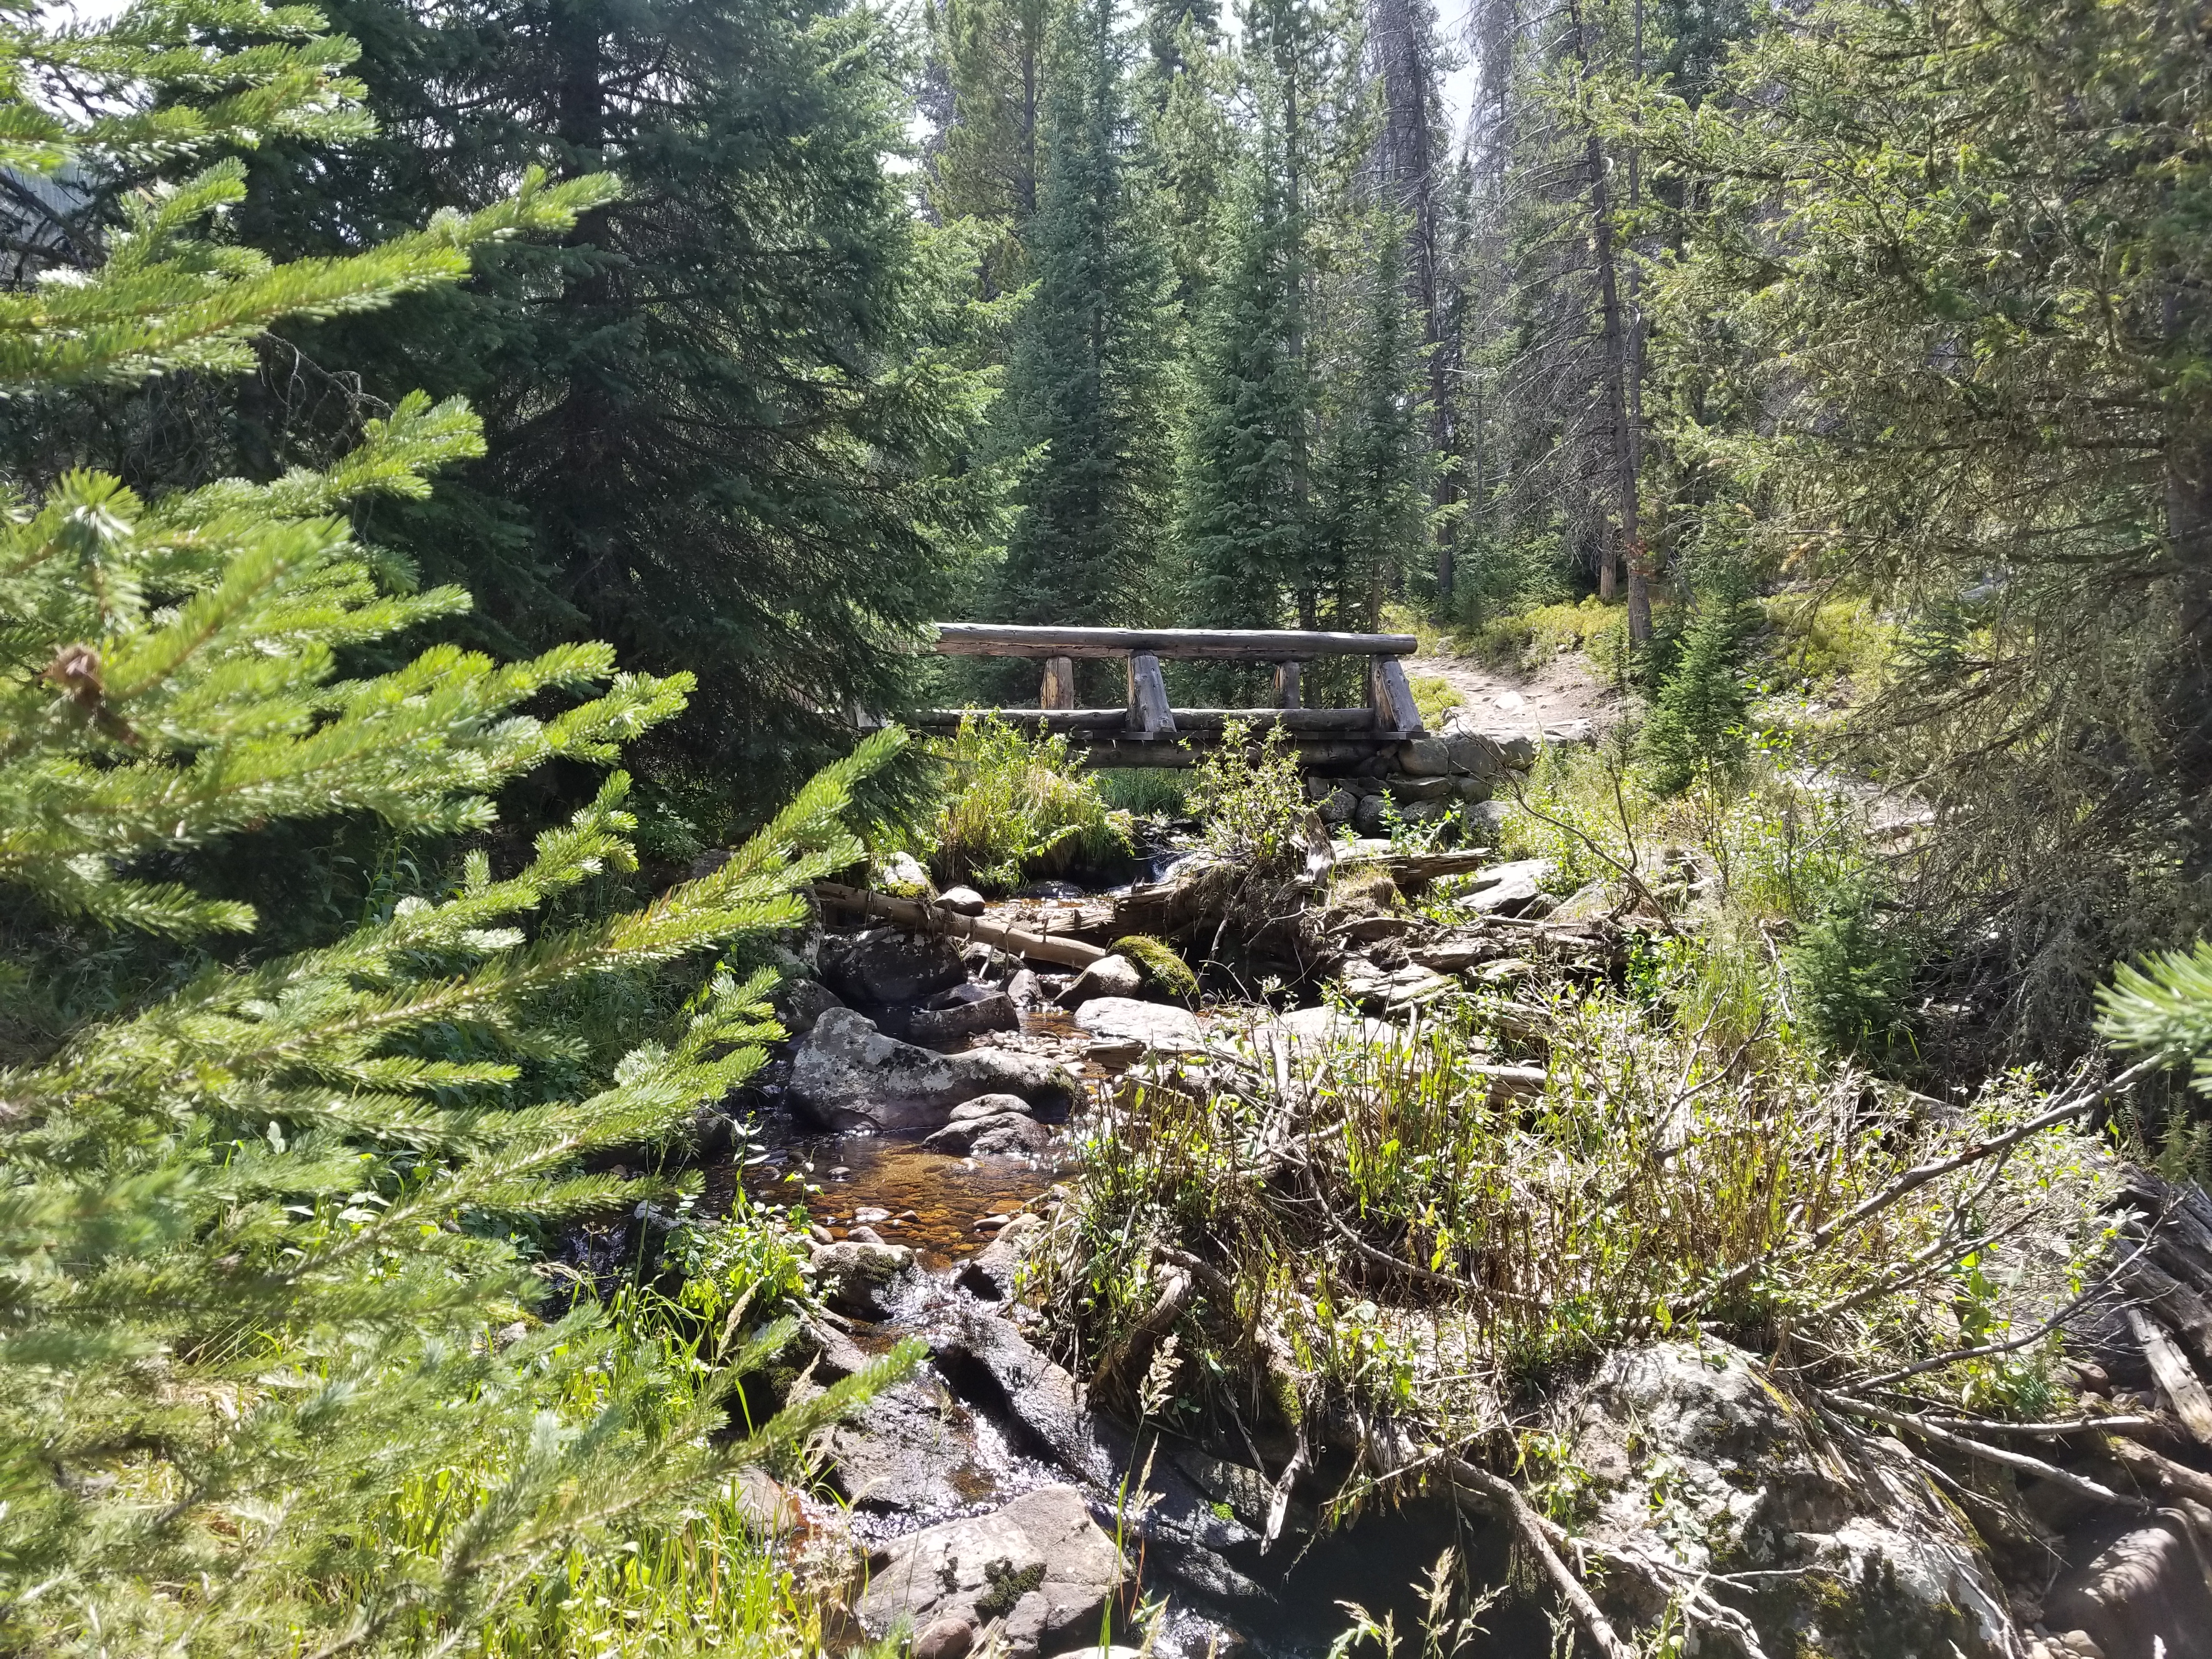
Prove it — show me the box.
[704,880,1553,1658]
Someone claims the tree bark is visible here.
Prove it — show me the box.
[1569,0,1643,637]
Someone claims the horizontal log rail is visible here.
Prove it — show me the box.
[921,622,1426,747]
[908,707,1381,735]
[932,623,1418,661]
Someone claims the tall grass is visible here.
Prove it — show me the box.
[924,715,1133,891]
[325,1200,913,1658]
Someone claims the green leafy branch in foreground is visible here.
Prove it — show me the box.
[0,0,910,1647]
[2100,940,2212,1093]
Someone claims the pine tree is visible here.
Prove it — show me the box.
[994,0,1180,637]
[1178,142,1308,630]
[222,0,998,808]
[927,0,1063,287]
[1311,216,1430,629]
[0,5,907,1647]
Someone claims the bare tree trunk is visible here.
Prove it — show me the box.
[1622,0,1651,643]
[1568,0,1643,636]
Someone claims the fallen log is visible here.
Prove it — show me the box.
[811,882,1109,970]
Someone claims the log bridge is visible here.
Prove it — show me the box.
[913,623,1425,770]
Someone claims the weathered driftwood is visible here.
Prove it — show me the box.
[811,882,1108,969]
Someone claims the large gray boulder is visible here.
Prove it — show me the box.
[1456,857,1554,917]
[1057,953,1144,1007]
[1571,1342,2013,1658]
[923,1110,1053,1158]
[2044,1514,2212,1659]
[856,1485,1124,1659]
[819,926,967,1005]
[1072,996,1206,1054]
[788,1009,1080,1131]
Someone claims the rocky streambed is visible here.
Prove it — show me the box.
[657,867,2212,1659]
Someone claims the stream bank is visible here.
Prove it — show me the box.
[653,830,2212,1659]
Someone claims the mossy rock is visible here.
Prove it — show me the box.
[1110,934,1199,1004]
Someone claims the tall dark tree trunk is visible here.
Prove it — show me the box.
[1569,0,1644,637]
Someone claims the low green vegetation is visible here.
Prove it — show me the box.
[1044,977,2102,1440]
[921,714,1133,891]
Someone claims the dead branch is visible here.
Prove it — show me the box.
[1821,1395,2151,1512]
[812,881,1107,968]
[1697,1052,2166,1313]
[1441,1456,1639,1659]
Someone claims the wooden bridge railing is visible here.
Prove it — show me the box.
[913,623,1425,766]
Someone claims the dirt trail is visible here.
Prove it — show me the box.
[1406,644,1621,735]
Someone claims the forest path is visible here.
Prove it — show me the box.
[1405,642,1623,735]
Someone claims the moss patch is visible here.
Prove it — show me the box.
[1110,934,1199,1003]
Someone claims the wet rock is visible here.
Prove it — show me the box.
[822,1370,997,1519]
[789,1009,1081,1131]
[957,1214,1040,1301]
[1085,1036,1144,1068]
[910,983,1020,1043]
[939,885,989,917]
[1014,879,1085,900]
[808,1238,916,1319]
[770,975,845,1037]
[1005,968,1044,1007]
[1571,1342,2013,1658]
[913,1616,977,1659]
[856,1485,1124,1659]
[1456,857,1554,917]
[924,1112,1053,1158]
[2045,1515,2212,1659]
[1058,953,1144,1006]
[1073,996,1206,1054]
[820,927,967,1005]
[934,1309,1264,1611]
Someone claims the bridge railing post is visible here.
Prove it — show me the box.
[1273,660,1302,709]
[1369,655,1420,738]
[1039,654,1076,710]
[1127,652,1175,739]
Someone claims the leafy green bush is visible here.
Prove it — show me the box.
[926,715,1133,891]
[1188,719,1311,875]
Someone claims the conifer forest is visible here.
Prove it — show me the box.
[16,0,2212,1653]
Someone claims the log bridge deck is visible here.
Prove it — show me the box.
[911,623,1425,770]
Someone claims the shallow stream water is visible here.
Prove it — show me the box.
[710,885,1549,1657]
